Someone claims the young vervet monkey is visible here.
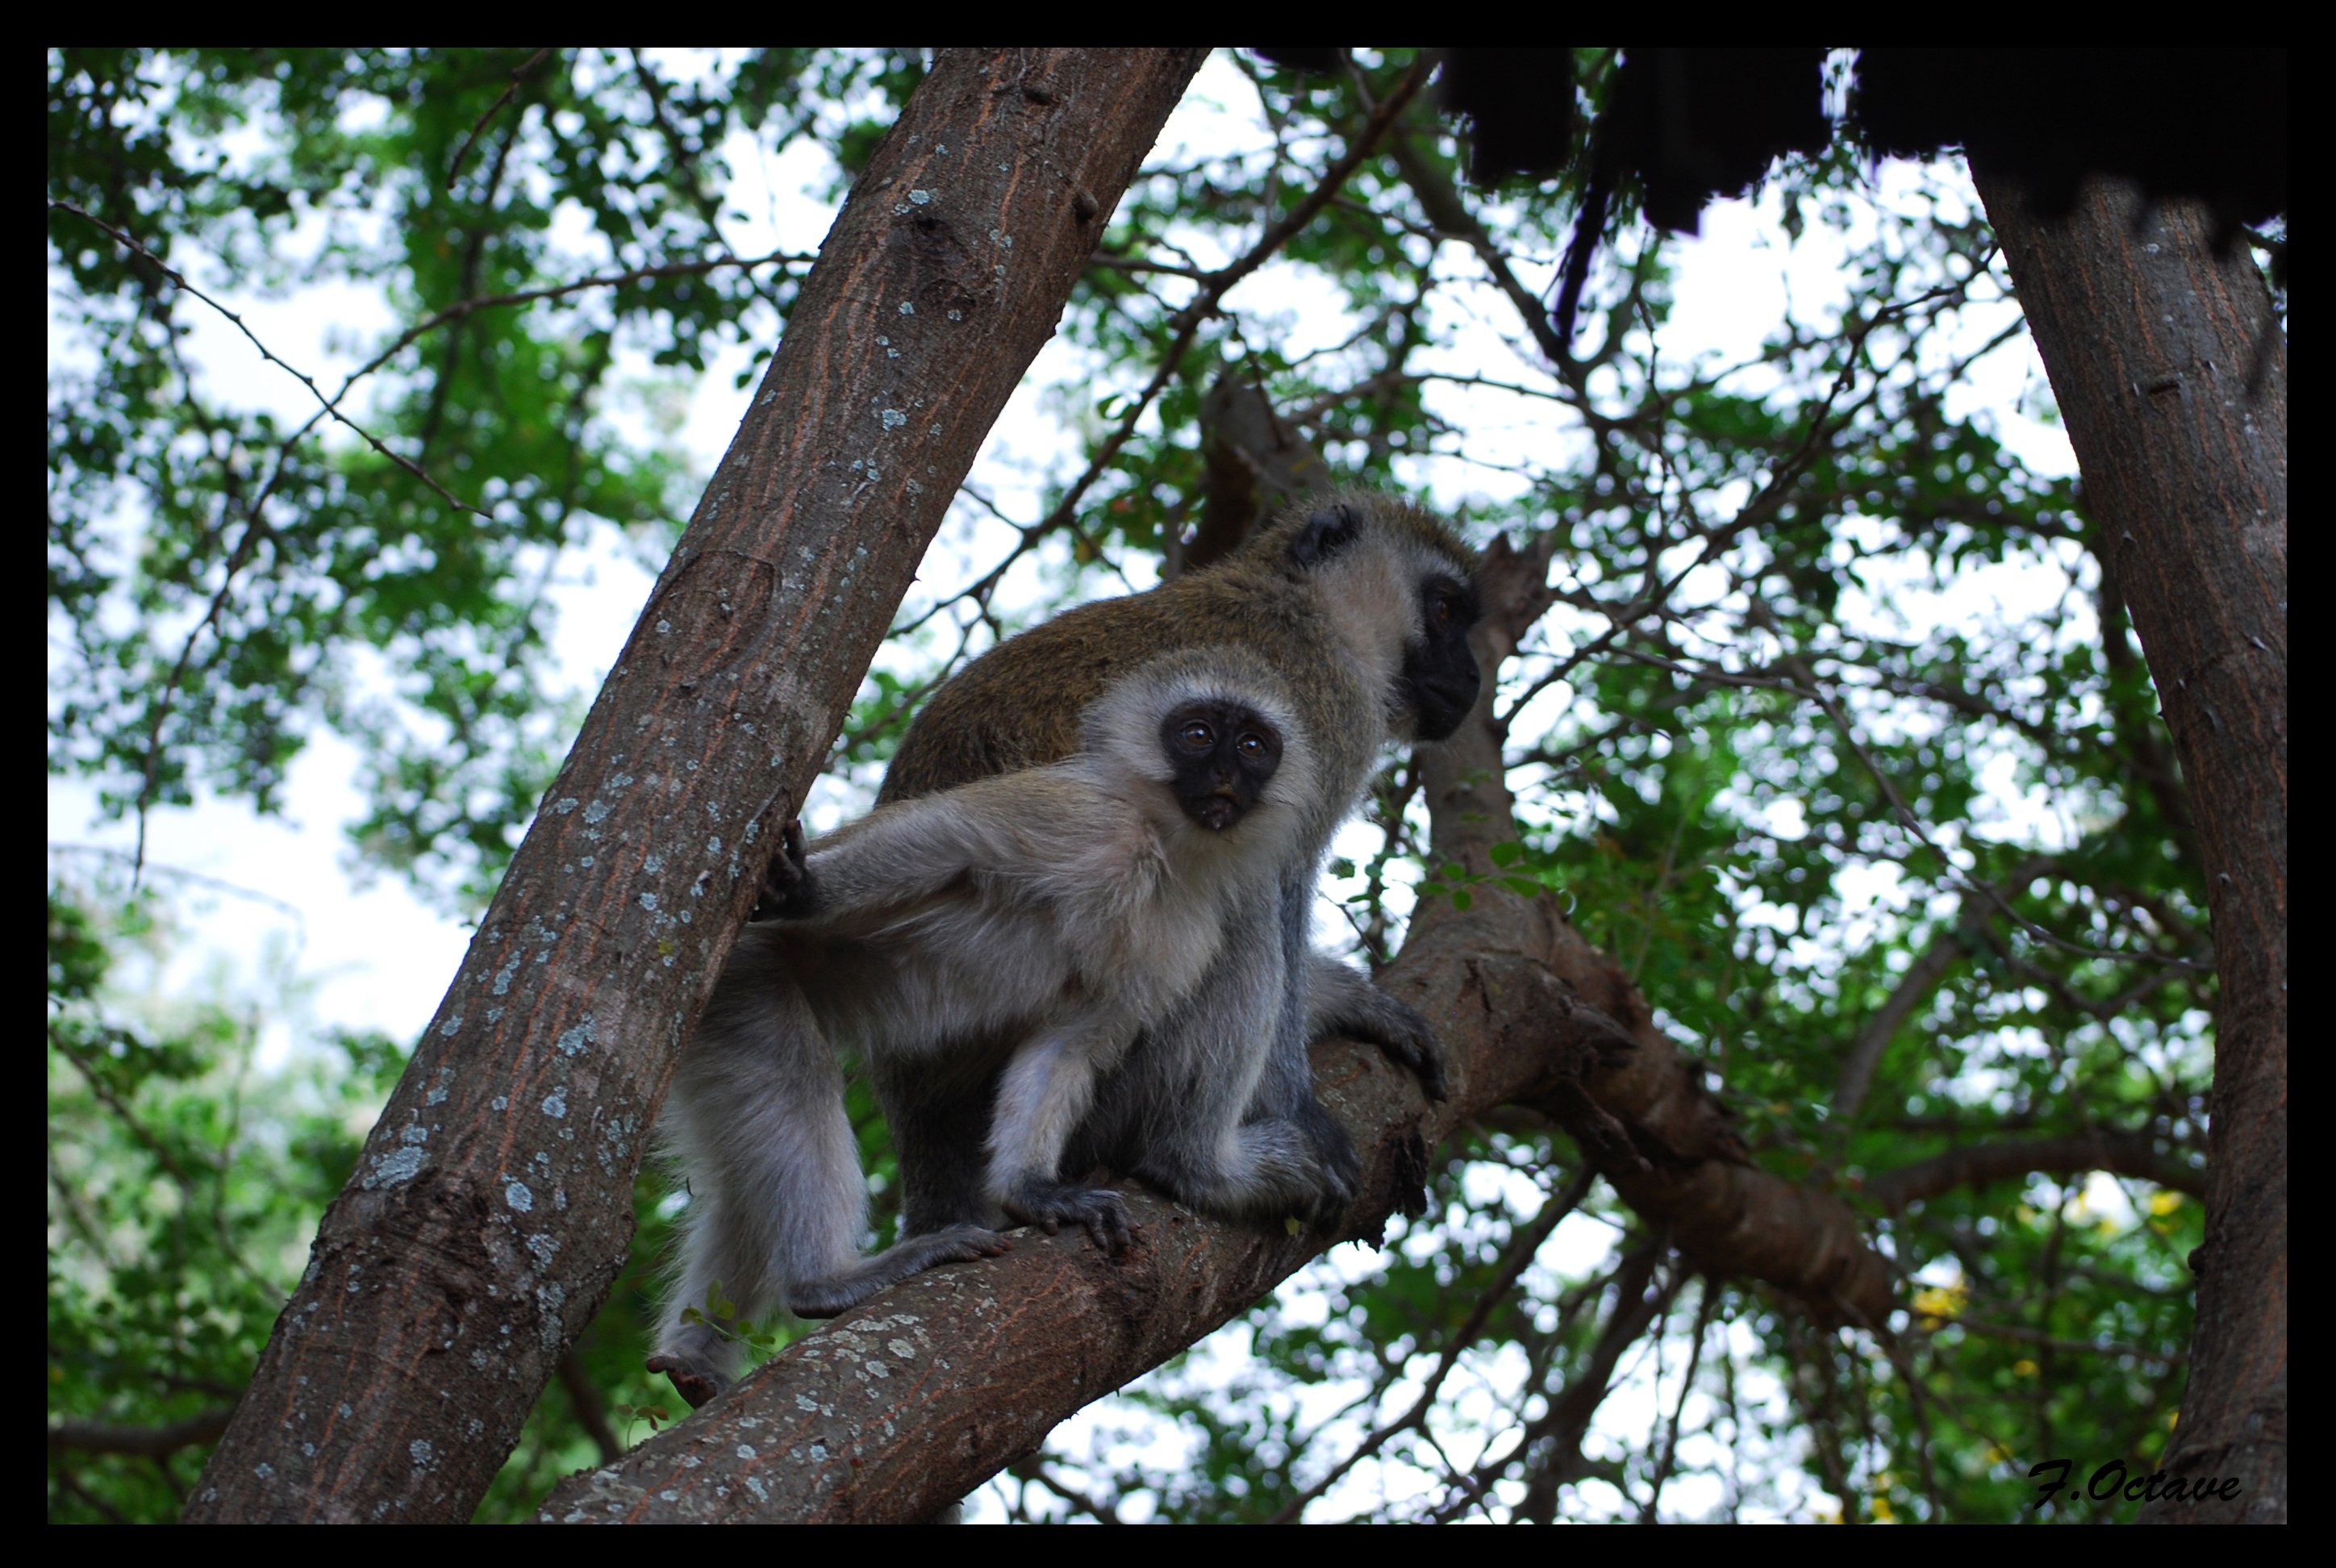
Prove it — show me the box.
[649,647,1322,1407]
[874,494,1484,1243]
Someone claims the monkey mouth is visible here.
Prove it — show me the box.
[1190,796,1241,832]
[1405,668,1483,740]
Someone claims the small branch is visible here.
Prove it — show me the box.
[1865,1129,2204,1209]
[48,199,493,519]
[1036,56,1433,536]
[447,48,553,191]
[1940,1315,2189,1365]
[50,1407,236,1458]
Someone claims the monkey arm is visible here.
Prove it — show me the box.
[1307,951,1450,1102]
[786,773,1113,929]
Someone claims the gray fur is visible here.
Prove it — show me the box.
[879,499,1479,1242]
[650,649,1322,1406]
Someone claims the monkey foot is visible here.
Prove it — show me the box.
[1004,1181,1137,1259]
[646,1353,729,1411]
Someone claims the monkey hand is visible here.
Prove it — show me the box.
[1346,990,1450,1103]
[751,818,819,921]
[645,1352,730,1412]
[1308,961,1450,1102]
[1001,1178,1137,1260]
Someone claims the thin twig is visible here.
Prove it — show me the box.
[447,47,553,192]
[49,199,494,519]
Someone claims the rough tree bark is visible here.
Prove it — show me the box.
[1969,165,2287,1525]
[184,47,1208,1525]
[535,541,1897,1525]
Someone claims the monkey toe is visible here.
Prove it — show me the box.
[1307,1118,1364,1198]
[1072,1192,1137,1257]
[751,819,817,920]
[1007,1183,1133,1256]
[1394,1038,1450,1102]
[929,1224,1015,1261]
[646,1353,728,1411]
[1362,1002,1450,1101]
[1089,1208,1137,1259]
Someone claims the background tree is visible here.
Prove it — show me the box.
[48,48,2280,1522]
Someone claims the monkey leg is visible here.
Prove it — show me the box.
[652,944,895,1403]
[984,1024,1137,1258]
[1075,1020,1357,1228]
[1131,1114,1355,1227]
[1255,884,1365,1203]
[1075,911,1358,1228]
[874,1049,1012,1236]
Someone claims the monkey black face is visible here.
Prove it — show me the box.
[1400,575,1484,741]
[1161,699,1283,832]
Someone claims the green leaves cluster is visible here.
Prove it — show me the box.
[48,48,2230,1523]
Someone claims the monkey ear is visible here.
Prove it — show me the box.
[1288,503,1362,568]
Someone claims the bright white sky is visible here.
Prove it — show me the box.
[47,49,2085,1522]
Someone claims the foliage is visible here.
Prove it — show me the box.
[48,48,2238,1522]
[47,874,398,1521]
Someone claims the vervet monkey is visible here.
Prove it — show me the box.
[649,648,1324,1407]
[877,493,1483,1241]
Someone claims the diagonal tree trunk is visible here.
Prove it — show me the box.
[1969,164,2288,1526]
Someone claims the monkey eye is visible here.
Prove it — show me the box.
[1236,732,1268,758]
[1179,721,1215,749]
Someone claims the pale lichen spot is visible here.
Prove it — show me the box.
[368,1146,426,1187]
[505,1180,535,1212]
